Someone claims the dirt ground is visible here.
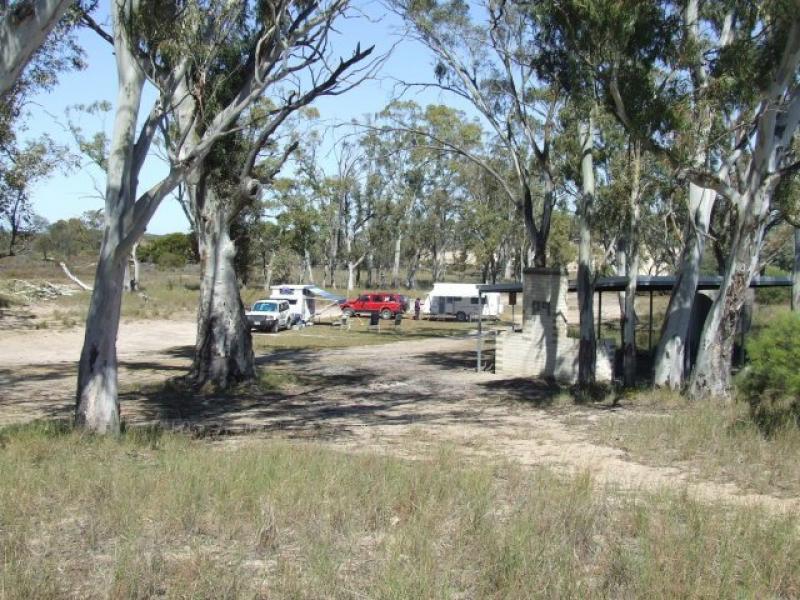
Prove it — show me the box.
[0,318,796,514]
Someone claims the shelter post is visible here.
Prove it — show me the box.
[597,291,602,339]
[648,289,654,350]
[477,290,483,371]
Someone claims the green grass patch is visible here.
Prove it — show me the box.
[596,390,800,497]
[0,424,798,598]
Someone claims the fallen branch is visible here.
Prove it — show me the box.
[59,262,93,291]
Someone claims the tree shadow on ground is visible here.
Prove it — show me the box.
[478,378,566,408]
[417,349,494,372]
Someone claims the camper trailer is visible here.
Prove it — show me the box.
[269,285,317,325]
[268,285,346,325]
[422,283,503,321]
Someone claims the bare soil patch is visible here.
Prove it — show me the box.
[0,318,796,514]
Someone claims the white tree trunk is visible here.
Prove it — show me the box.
[303,247,314,284]
[622,144,642,387]
[75,10,146,434]
[0,0,72,96]
[653,183,714,388]
[347,261,356,293]
[615,238,627,322]
[131,241,140,290]
[689,190,769,398]
[75,251,126,434]
[190,189,254,388]
[577,119,596,387]
[391,233,402,288]
[503,252,514,280]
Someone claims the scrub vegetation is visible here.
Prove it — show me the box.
[1,423,798,599]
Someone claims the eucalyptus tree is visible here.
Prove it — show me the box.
[538,0,800,397]
[0,136,71,254]
[369,101,482,285]
[76,0,368,433]
[167,2,372,389]
[1,2,85,255]
[394,0,564,266]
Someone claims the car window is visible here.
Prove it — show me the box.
[288,299,297,305]
[254,302,277,312]
[358,295,368,302]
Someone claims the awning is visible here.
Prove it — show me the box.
[307,286,346,303]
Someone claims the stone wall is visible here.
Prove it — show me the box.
[496,268,613,383]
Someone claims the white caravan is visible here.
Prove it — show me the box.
[269,285,317,325]
[421,283,503,321]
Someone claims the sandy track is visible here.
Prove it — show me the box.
[0,319,196,366]
[0,319,797,514]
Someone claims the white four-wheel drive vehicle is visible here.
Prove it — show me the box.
[246,299,291,332]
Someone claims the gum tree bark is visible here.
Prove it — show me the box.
[689,20,800,398]
[189,181,254,387]
[653,182,715,388]
[577,118,596,387]
[75,4,147,433]
[622,142,642,387]
[176,39,373,388]
[77,0,353,432]
[651,0,722,389]
[0,0,72,96]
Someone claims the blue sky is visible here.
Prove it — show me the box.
[23,1,476,234]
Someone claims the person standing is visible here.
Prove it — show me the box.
[414,297,421,320]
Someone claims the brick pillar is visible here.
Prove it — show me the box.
[522,268,568,336]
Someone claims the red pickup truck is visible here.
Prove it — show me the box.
[341,293,407,319]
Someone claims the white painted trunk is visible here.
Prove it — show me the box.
[577,119,596,387]
[653,183,714,388]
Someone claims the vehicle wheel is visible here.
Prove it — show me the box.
[380,308,393,320]
[270,322,279,333]
[456,311,467,322]
[342,308,354,318]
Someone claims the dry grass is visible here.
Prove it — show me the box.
[252,318,476,351]
[596,390,800,497]
[1,422,798,599]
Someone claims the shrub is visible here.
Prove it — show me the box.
[139,232,198,265]
[737,310,800,433]
[156,251,186,270]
